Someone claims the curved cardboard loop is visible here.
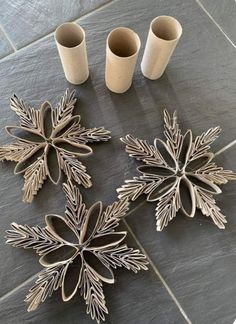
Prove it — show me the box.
[83,251,115,284]
[45,214,79,244]
[53,138,93,157]
[186,153,214,172]
[6,125,45,143]
[45,145,61,185]
[138,165,175,177]
[62,255,82,301]
[14,145,45,174]
[178,130,192,167]
[154,138,177,170]
[179,177,196,217]
[88,232,127,251]
[80,201,102,244]
[147,176,178,202]
[39,245,77,267]
[187,174,222,194]
[40,101,53,139]
[52,115,81,138]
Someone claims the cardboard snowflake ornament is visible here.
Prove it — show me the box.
[0,89,111,203]
[117,110,236,231]
[6,181,148,323]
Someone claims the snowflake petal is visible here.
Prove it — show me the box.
[83,251,115,284]
[45,214,79,243]
[61,255,82,301]
[154,138,177,169]
[52,115,81,138]
[147,177,178,202]
[14,144,45,174]
[179,130,192,165]
[179,177,196,217]
[45,145,61,184]
[138,164,175,177]
[6,125,44,143]
[187,174,222,194]
[54,139,93,157]
[186,153,213,171]
[88,232,127,251]
[40,101,53,139]
[80,202,103,243]
[39,245,77,267]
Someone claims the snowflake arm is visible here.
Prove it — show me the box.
[95,245,148,273]
[10,94,40,130]
[196,162,236,185]
[194,187,227,229]
[188,127,221,160]
[163,110,182,158]
[155,184,180,231]
[0,141,39,162]
[121,134,166,166]
[52,89,77,127]
[63,181,88,233]
[6,222,61,255]
[25,264,66,311]
[95,199,130,235]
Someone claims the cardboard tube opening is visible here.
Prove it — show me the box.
[151,16,182,41]
[108,28,140,57]
[55,23,84,48]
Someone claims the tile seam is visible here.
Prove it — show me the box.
[196,0,236,49]
[0,0,115,62]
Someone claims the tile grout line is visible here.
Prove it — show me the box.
[0,23,17,52]
[215,138,236,156]
[0,0,115,62]
[196,0,236,49]
[0,273,37,302]
[122,219,192,324]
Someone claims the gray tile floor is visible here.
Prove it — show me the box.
[0,0,236,323]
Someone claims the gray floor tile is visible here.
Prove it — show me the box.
[0,28,14,58]
[0,0,236,322]
[0,0,111,49]
[198,0,236,45]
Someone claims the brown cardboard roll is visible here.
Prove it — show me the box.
[105,27,141,93]
[141,16,182,80]
[55,22,89,85]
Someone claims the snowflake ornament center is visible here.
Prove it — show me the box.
[117,110,236,231]
[6,181,148,323]
[0,89,111,203]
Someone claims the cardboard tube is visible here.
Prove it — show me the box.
[141,16,182,80]
[105,27,141,93]
[55,22,89,85]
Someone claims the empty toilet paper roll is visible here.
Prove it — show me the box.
[55,22,89,85]
[141,16,182,80]
[105,27,141,93]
